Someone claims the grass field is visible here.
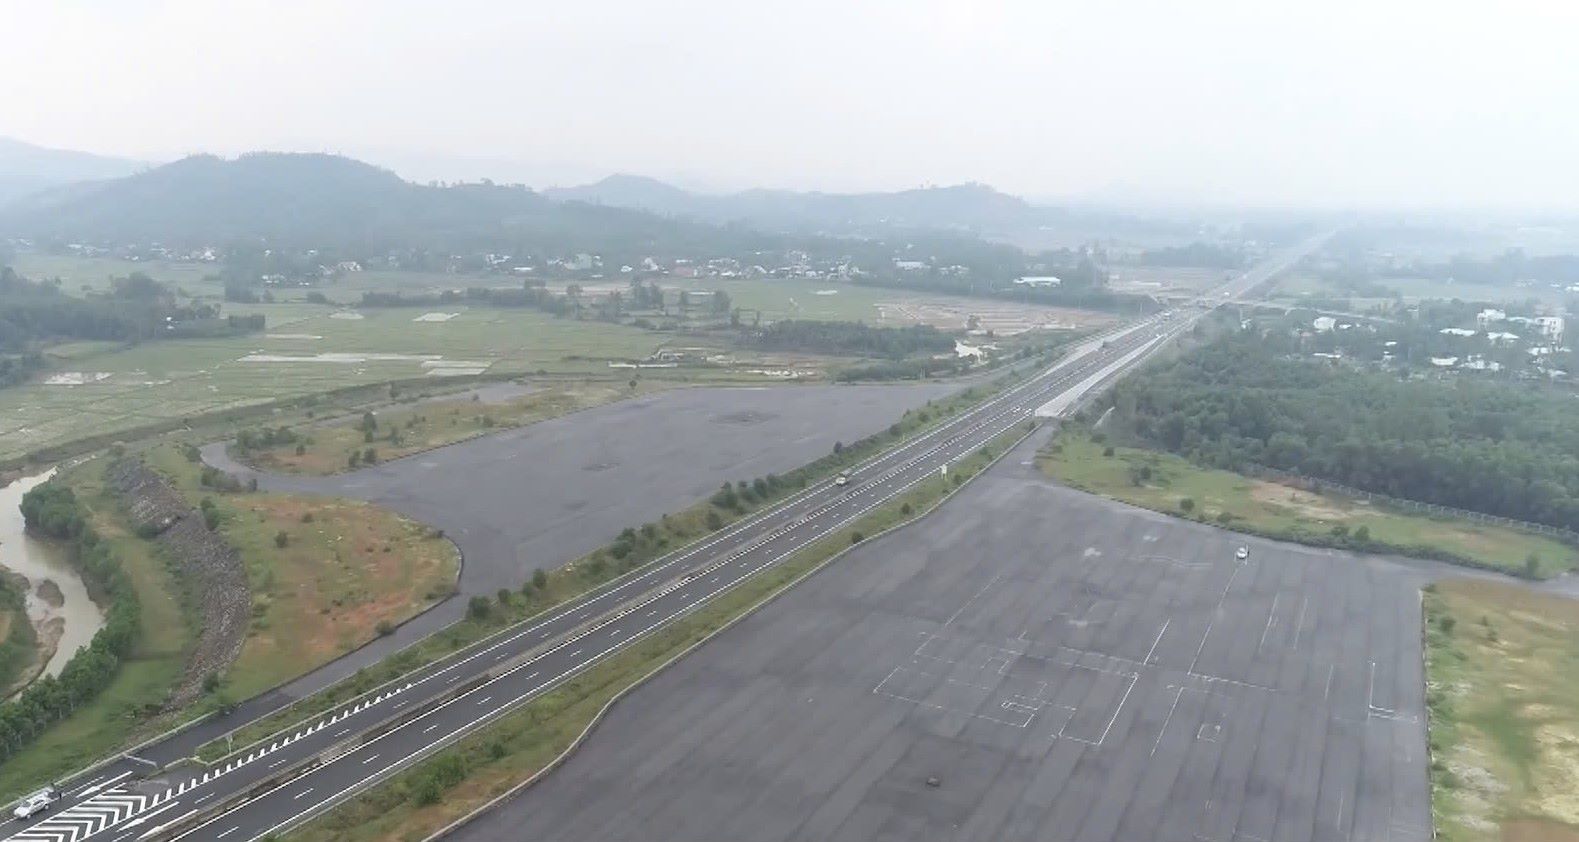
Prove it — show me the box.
[1039,431,1579,576]
[279,425,1028,842]
[1425,580,1579,842]
[0,457,197,804]
[0,304,674,464]
[239,381,661,475]
[0,253,1109,465]
[142,445,460,700]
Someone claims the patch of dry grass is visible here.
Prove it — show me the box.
[1425,580,1579,841]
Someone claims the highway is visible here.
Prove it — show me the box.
[1,237,1323,842]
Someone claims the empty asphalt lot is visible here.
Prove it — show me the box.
[198,382,960,705]
[454,436,1433,842]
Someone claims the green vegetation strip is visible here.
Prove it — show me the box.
[194,370,1032,763]
[1424,580,1579,842]
[1040,429,1579,576]
[280,425,1031,842]
[1103,327,1579,541]
[0,570,38,693]
[0,468,146,801]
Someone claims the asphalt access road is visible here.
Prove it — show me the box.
[455,432,1433,842]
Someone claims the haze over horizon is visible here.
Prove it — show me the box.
[6,0,1578,211]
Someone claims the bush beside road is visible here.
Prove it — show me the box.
[1039,429,1579,577]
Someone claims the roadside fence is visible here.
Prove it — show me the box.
[1242,463,1579,546]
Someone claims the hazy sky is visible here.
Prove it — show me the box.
[6,0,1577,209]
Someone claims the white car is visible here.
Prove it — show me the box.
[13,787,57,820]
[1235,546,1249,560]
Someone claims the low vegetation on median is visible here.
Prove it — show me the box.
[143,443,461,702]
[0,459,180,804]
[0,446,461,803]
[1039,429,1579,576]
[278,425,1030,842]
[234,381,660,475]
[194,372,1025,762]
[1425,580,1579,841]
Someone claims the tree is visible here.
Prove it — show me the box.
[532,568,548,590]
[1525,553,1541,578]
[711,289,731,315]
[361,411,377,433]
[363,447,377,464]
[1179,498,1195,513]
[274,530,289,548]
[467,596,492,620]
[348,450,361,468]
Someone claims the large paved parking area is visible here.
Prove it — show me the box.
[455,441,1433,842]
[197,382,959,718]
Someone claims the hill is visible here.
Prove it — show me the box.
[0,153,787,255]
[545,177,1038,235]
[0,137,148,206]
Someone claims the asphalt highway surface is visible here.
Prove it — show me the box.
[3,238,1325,842]
[465,437,1432,842]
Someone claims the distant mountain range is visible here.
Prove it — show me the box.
[543,174,1039,235]
[0,137,149,206]
[0,152,797,256]
[0,146,1201,261]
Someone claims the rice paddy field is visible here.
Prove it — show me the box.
[0,304,670,463]
[1,254,1114,463]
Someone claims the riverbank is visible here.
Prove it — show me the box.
[0,568,39,696]
[0,469,106,681]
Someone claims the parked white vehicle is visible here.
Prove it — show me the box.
[13,787,58,820]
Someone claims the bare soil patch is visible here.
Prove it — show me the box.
[873,296,1115,335]
[1248,480,1355,520]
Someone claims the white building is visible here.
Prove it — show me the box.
[1014,276,1062,288]
[1312,316,1337,332]
[1476,308,1507,327]
[1439,327,1477,337]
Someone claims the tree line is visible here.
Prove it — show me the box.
[359,284,576,318]
[747,320,955,359]
[1103,328,1579,531]
[0,267,264,364]
[2,481,141,764]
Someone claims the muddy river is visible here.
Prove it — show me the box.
[0,469,106,684]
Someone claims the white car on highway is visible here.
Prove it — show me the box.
[1235,546,1249,560]
[13,787,57,820]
